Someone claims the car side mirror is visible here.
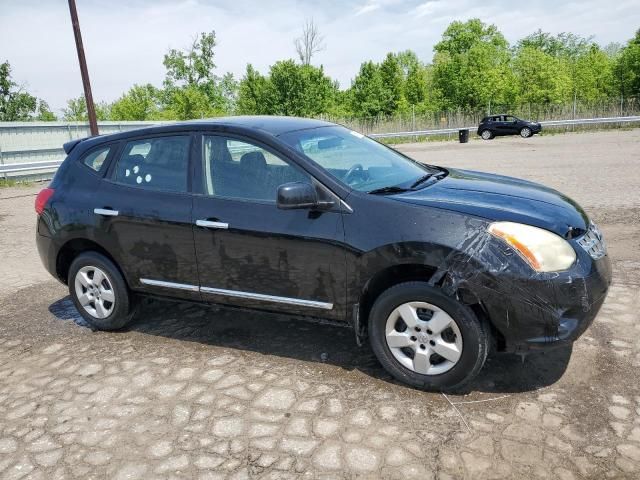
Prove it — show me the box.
[277,182,319,210]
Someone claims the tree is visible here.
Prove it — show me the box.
[573,46,615,102]
[162,31,237,117]
[236,65,270,115]
[294,19,325,65]
[111,84,162,120]
[512,47,572,105]
[265,60,335,116]
[614,29,640,98]
[62,96,111,121]
[379,53,406,115]
[350,61,385,118]
[0,61,55,121]
[432,19,513,110]
[518,30,593,60]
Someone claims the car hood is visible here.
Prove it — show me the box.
[392,168,589,237]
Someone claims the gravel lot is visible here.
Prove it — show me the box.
[0,129,639,479]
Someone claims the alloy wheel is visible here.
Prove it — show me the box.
[481,130,492,140]
[521,127,532,138]
[74,265,116,319]
[384,301,463,375]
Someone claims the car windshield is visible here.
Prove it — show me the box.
[279,126,439,192]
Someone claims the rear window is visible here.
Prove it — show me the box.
[113,136,190,193]
[82,146,111,172]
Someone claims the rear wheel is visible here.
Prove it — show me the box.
[480,129,493,140]
[368,282,489,391]
[520,127,532,138]
[68,252,133,331]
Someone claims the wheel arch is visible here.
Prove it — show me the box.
[56,238,129,288]
[356,262,503,350]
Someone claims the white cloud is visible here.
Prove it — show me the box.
[1,0,638,112]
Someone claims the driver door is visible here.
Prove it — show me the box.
[191,134,348,321]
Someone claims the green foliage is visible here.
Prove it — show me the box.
[14,22,640,125]
[432,19,513,110]
[512,47,572,105]
[518,30,593,60]
[0,61,55,121]
[350,61,386,118]
[162,31,237,119]
[62,96,111,121]
[237,60,336,117]
[614,29,640,98]
[111,84,162,120]
[379,53,406,115]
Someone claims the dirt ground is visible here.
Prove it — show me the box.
[0,129,639,479]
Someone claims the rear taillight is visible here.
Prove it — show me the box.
[35,188,55,215]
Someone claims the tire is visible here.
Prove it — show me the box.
[368,281,489,392]
[68,251,133,331]
[520,127,532,138]
[480,129,493,140]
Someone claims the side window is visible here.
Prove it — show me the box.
[202,136,310,202]
[82,146,110,172]
[113,136,190,193]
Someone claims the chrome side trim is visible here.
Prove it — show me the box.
[140,278,200,292]
[94,208,119,217]
[196,220,229,229]
[200,286,334,310]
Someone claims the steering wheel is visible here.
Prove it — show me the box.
[343,163,365,185]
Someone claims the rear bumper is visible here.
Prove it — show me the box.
[36,229,60,282]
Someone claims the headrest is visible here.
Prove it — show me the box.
[240,151,267,171]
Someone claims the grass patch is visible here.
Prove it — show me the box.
[0,178,33,188]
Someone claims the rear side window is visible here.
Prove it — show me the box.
[113,136,190,193]
[82,146,110,172]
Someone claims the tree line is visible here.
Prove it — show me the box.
[1,19,639,122]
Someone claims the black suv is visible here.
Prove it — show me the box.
[478,114,542,140]
[36,116,610,391]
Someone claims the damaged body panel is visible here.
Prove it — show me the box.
[343,168,611,353]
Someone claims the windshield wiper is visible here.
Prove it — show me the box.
[410,170,447,189]
[409,174,434,189]
[368,185,410,195]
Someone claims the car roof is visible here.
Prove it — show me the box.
[72,116,336,153]
[180,116,335,136]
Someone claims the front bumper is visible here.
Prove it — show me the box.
[443,229,612,353]
[479,249,611,352]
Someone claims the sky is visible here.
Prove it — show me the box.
[1,0,639,113]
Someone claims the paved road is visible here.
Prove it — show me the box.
[0,130,639,479]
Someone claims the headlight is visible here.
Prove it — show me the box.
[488,221,576,272]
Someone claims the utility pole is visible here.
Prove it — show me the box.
[68,0,98,136]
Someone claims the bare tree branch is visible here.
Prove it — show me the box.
[294,18,325,65]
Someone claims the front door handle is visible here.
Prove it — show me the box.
[196,219,229,229]
[94,208,119,217]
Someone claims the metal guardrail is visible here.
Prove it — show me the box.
[368,115,640,139]
[1,116,639,176]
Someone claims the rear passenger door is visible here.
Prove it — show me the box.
[191,134,347,320]
[95,134,200,300]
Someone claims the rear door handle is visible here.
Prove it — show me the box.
[94,208,119,217]
[196,220,229,229]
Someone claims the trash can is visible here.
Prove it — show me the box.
[459,129,469,143]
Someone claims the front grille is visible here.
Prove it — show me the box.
[577,222,607,260]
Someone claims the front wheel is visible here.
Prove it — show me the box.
[520,127,532,138]
[68,252,134,331]
[368,282,489,391]
[480,129,493,140]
